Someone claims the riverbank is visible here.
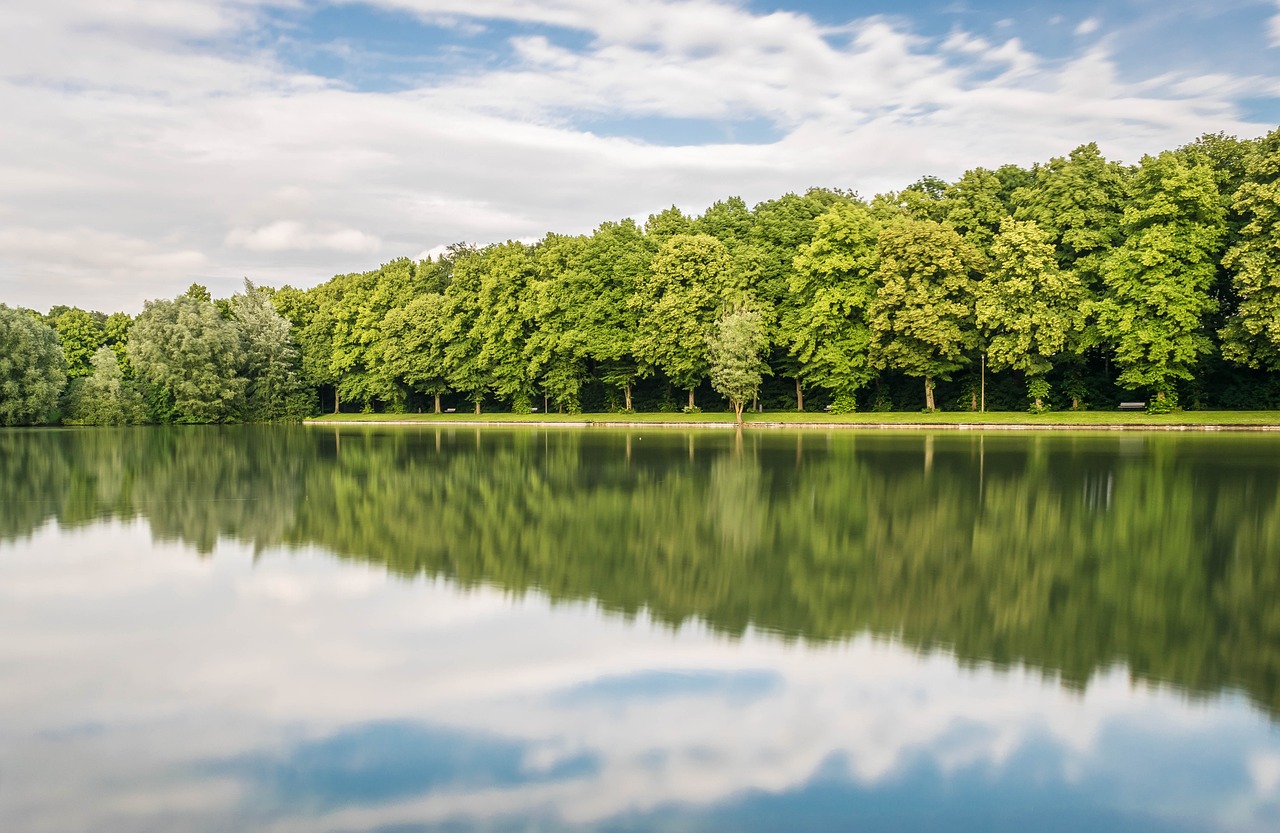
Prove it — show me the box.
[305,410,1280,431]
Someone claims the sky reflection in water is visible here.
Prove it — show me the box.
[1,427,1279,832]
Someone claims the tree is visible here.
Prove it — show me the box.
[633,233,736,409]
[52,308,106,379]
[381,293,451,412]
[127,288,247,423]
[472,242,539,411]
[1013,143,1130,288]
[63,346,146,425]
[1094,151,1227,407]
[753,188,854,409]
[867,219,981,410]
[581,219,650,410]
[1220,128,1280,371]
[231,279,310,420]
[0,304,66,425]
[976,218,1086,410]
[708,306,769,424]
[784,201,882,412]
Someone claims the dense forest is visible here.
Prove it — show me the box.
[4,426,1277,719]
[4,127,1280,423]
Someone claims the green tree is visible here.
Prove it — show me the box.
[868,219,981,410]
[1013,143,1130,289]
[381,292,452,412]
[708,305,769,423]
[976,218,1086,410]
[52,308,106,379]
[63,346,147,425]
[1094,151,1227,407]
[633,233,736,409]
[472,241,539,411]
[231,279,310,420]
[1220,128,1280,371]
[0,304,67,425]
[127,288,247,423]
[582,219,650,410]
[784,201,882,412]
[102,312,134,376]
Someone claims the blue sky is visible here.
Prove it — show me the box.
[1,0,1278,312]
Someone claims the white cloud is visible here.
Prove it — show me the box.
[0,0,1276,312]
[226,220,381,253]
[1076,17,1101,35]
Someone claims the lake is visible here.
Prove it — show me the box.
[2,425,1279,832]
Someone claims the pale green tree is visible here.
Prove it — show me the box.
[0,304,67,425]
[976,218,1086,410]
[868,219,981,411]
[708,305,769,424]
[127,286,247,423]
[63,346,147,425]
[231,279,310,420]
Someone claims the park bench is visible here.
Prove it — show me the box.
[1118,401,1146,411]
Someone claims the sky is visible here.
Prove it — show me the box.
[1,0,1279,314]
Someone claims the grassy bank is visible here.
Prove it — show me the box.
[306,410,1280,428]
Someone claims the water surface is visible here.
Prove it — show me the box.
[2,426,1279,832]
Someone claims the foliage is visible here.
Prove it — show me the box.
[63,346,147,425]
[231,279,311,421]
[0,304,67,425]
[868,219,981,410]
[1220,128,1280,370]
[784,201,881,405]
[633,233,736,405]
[1094,151,1227,399]
[707,306,769,423]
[127,290,247,423]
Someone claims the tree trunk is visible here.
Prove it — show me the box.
[474,399,481,415]
[734,400,744,425]
[795,379,804,412]
[624,382,632,411]
[433,393,441,414]
[924,376,935,411]
[333,388,339,414]
[688,388,695,410]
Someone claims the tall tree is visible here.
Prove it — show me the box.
[975,218,1086,410]
[1094,151,1227,407]
[51,308,106,379]
[127,286,246,423]
[867,219,981,410]
[1220,128,1280,371]
[231,279,310,421]
[633,233,736,409]
[381,292,452,413]
[581,219,650,410]
[784,201,882,412]
[0,304,66,425]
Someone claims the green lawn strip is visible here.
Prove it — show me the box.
[307,410,1280,427]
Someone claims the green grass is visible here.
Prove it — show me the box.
[307,409,1280,427]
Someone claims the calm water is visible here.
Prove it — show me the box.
[2,425,1279,832]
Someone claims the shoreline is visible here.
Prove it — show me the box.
[304,416,1280,432]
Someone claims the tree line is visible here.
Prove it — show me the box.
[3,127,1280,424]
